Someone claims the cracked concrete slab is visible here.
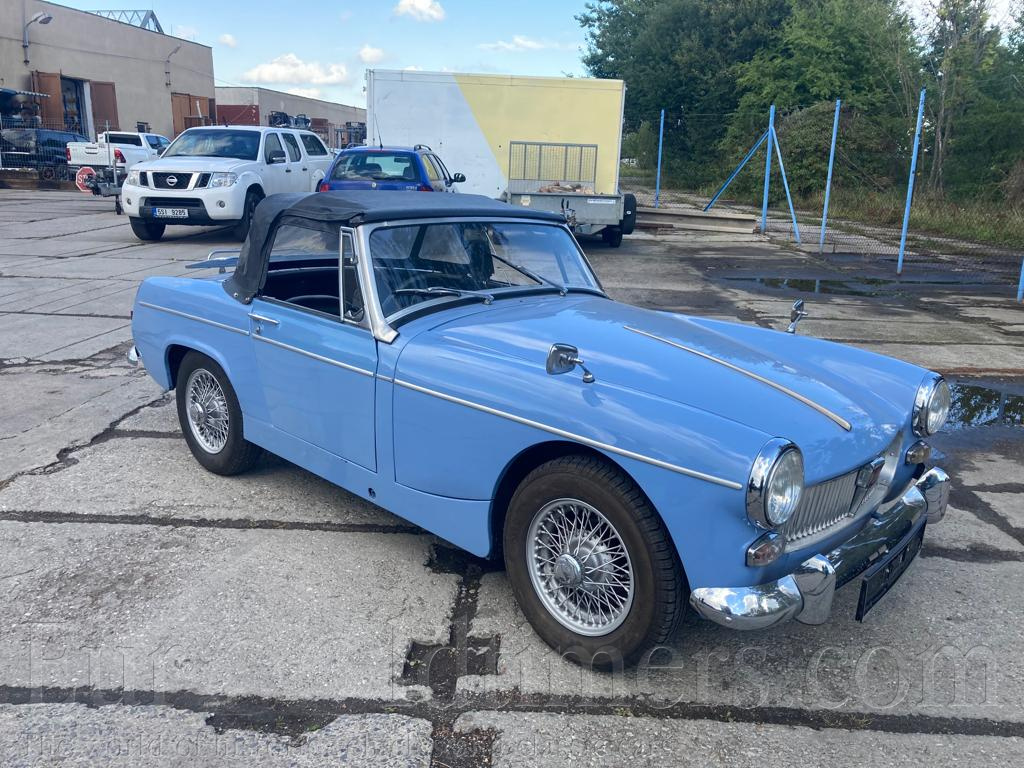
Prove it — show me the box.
[0,521,457,701]
[0,703,432,767]
[457,711,1024,767]
[463,558,1024,722]
[0,436,405,528]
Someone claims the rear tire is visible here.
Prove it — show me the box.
[232,189,261,242]
[503,455,685,670]
[175,351,262,476]
[602,226,623,248]
[129,217,165,241]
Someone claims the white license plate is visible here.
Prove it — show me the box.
[154,207,189,219]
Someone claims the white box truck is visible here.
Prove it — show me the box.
[365,69,636,246]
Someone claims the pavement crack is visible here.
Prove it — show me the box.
[0,509,422,535]
[922,542,1024,564]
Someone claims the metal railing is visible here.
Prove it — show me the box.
[508,141,597,194]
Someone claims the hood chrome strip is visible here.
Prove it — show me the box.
[393,378,743,490]
[624,325,853,432]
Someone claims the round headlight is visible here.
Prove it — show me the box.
[747,439,805,529]
[913,376,950,436]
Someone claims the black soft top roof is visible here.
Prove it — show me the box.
[224,191,564,303]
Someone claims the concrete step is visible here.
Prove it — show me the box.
[636,206,756,234]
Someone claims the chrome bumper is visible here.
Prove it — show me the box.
[127,345,140,366]
[690,467,950,630]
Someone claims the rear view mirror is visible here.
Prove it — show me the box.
[452,172,466,183]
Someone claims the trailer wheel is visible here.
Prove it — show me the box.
[602,226,623,248]
[620,193,637,235]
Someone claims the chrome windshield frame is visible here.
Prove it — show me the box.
[354,216,606,344]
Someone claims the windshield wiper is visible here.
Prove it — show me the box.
[392,286,494,304]
[488,252,567,295]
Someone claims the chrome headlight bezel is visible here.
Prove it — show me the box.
[126,169,141,186]
[747,439,805,529]
[912,375,951,437]
[208,172,238,188]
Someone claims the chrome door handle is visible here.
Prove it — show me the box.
[285,168,292,173]
[248,313,280,327]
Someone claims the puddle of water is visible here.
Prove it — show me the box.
[722,276,970,297]
[945,383,1024,431]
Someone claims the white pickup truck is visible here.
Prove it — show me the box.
[121,126,334,242]
[66,131,170,172]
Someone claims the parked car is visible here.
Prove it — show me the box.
[128,191,951,668]
[0,127,89,179]
[67,131,170,173]
[120,126,333,242]
[318,144,465,193]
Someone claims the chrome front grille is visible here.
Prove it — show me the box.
[783,469,859,545]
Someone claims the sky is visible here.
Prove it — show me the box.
[58,0,593,107]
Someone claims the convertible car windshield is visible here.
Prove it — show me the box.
[370,221,600,318]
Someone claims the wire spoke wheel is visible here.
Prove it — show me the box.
[526,498,635,636]
[185,368,229,454]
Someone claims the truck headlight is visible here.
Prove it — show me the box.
[126,170,141,186]
[208,172,238,188]
[913,375,951,436]
[747,439,804,529]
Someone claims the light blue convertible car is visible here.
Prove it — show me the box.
[129,191,951,667]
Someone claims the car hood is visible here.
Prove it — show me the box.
[419,295,926,481]
[134,156,250,173]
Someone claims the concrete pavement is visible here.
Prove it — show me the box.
[0,190,1021,766]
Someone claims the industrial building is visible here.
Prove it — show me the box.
[216,86,366,148]
[0,0,214,139]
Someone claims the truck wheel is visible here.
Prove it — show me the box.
[129,217,165,241]
[232,190,261,242]
[503,455,685,670]
[620,193,637,235]
[175,351,262,476]
[602,226,623,248]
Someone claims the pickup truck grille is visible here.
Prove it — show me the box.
[151,172,195,189]
[781,469,859,545]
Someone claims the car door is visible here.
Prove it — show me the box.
[247,224,378,470]
[260,132,290,194]
[429,154,457,193]
[280,132,309,192]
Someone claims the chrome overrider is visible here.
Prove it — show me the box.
[689,467,950,630]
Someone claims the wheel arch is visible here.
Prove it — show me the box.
[164,341,235,390]
[489,440,662,560]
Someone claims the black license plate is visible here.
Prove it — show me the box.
[856,517,926,621]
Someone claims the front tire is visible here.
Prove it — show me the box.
[232,189,261,242]
[503,455,685,669]
[175,351,262,475]
[129,217,165,241]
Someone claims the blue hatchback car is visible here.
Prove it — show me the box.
[128,191,951,669]
[319,144,465,193]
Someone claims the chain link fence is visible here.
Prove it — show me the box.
[620,100,1024,293]
[0,116,90,180]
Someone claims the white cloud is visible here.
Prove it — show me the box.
[241,53,349,85]
[218,33,237,48]
[286,87,322,99]
[394,0,445,22]
[479,36,577,52]
[403,65,423,71]
[359,44,384,64]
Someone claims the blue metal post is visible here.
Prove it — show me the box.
[761,105,775,234]
[1017,256,1024,302]
[898,89,926,275]
[819,99,841,253]
[704,130,769,212]
[771,127,801,243]
[654,109,665,208]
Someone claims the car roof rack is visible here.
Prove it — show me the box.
[413,144,433,152]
